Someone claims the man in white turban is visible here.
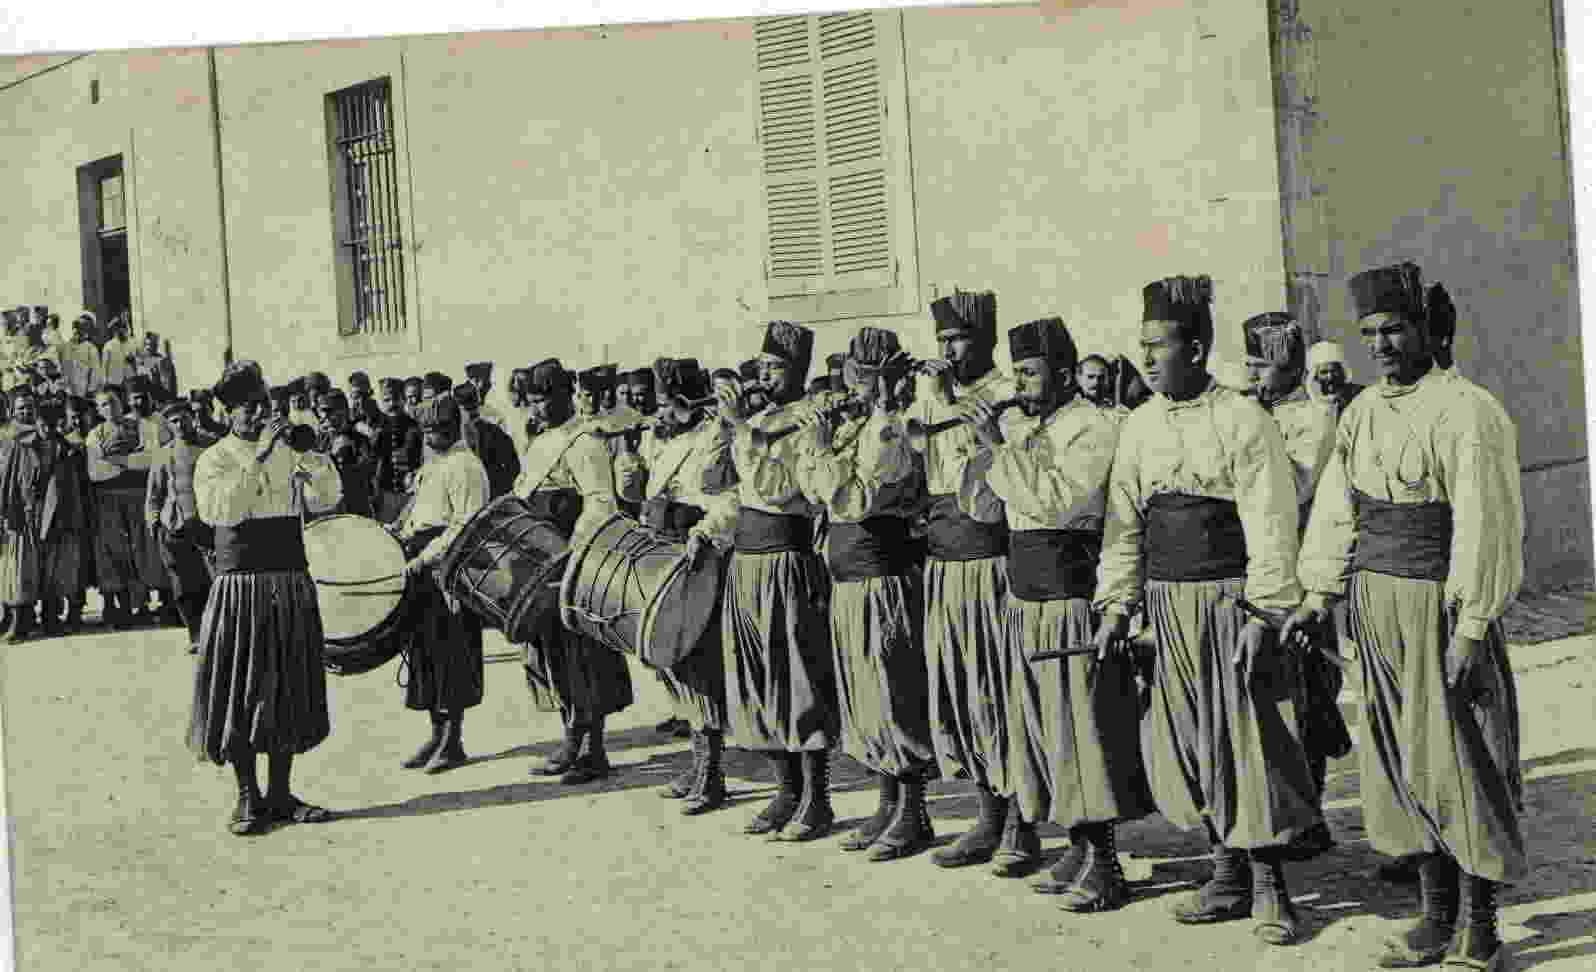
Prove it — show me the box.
[1305,341,1363,420]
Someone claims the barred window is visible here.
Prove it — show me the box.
[329,78,406,336]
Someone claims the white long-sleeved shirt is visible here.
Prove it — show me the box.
[646,418,740,547]
[99,337,136,390]
[727,401,822,519]
[1267,387,1338,510]
[513,420,619,546]
[193,433,342,528]
[976,397,1119,533]
[793,409,919,524]
[1095,378,1304,617]
[906,368,1014,523]
[58,341,102,397]
[399,439,490,569]
[1298,369,1523,640]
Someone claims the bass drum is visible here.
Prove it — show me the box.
[437,493,570,644]
[304,514,411,676]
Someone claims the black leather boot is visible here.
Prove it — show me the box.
[530,725,587,777]
[744,753,802,835]
[867,775,934,862]
[425,710,468,774]
[1445,874,1506,971]
[1058,822,1131,913]
[1171,844,1253,924]
[1381,853,1460,968]
[402,711,446,769]
[1033,827,1090,895]
[778,749,835,841]
[931,784,1008,868]
[1249,850,1301,946]
[561,718,612,784]
[990,802,1044,877]
[662,730,701,799]
[841,772,899,852]
[228,754,268,836]
[682,730,728,816]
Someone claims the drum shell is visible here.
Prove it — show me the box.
[560,513,725,669]
[438,494,569,643]
[303,514,411,676]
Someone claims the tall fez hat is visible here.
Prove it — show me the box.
[930,289,998,346]
[577,364,617,395]
[528,358,574,398]
[464,361,493,379]
[844,326,908,387]
[1007,317,1078,372]
[1142,275,1214,337]
[348,370,371,389]
[759,321,815,382]
[416,393,461,430]
[213,360,269,409]
[451,382,481,410]
[654,357,709,402]
[423,371,453,393]
[1241,312,1306,369]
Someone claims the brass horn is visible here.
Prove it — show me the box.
[905,397,1022,451]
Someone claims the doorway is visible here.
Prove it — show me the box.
[77,155,131,328]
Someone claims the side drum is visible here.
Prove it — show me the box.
[304,514,411,676]
[559,513,725,669]
[437,493,570,644]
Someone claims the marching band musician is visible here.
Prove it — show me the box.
[1285,263,1526,972]
[791,327,938,862]
[1092,275,1320,946]
[189,360,342,836]
[703,321,839,842]
[909,289,1021,873]
[515,359,634,785]
[640,357,738,815]
[967,317,1152,909]
[389,393,491,775]
[1241,312,1348,862]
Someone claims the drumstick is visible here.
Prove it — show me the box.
[1027,644,1100,662]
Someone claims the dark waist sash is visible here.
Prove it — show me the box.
[1350,488,1452,581]
[212,516,307,574]
[924,493,1008,562]
[524,487,582,539]
[828,516,917,582]
[97,469,149,492]
[735,508,813,554]
[641,497,705,539]
[1008,528,1101,602]
[1144,493,1248,582]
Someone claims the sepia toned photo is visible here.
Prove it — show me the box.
[0,0,1591,969]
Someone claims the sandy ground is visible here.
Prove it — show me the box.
[0,620,1592,972]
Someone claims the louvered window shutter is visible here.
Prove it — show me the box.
[756,12,895,298]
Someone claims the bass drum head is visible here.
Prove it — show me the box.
[638,550,726,670]
[303,514,409,676]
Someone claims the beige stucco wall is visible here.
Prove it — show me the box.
[1292,0,1589,587]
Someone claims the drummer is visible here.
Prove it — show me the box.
[641,357,739,815]
[388,393,491,774]
[514,359,634,785]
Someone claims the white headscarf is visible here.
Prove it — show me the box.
[1306,341,1345,405]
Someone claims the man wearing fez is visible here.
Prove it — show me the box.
[642,357,739,814]
[316,389,378,519]
[453,383,520,500]
[515,359,633,784]
[130,330,178,400]
[702,321,838,841]
[578,365,645,514]
[372,377,424,523]
[347,371,382,439]
[965,317,1152,907]
[145,401,214,653]
[389,393,490,774]
[616,367,658,417]
[87,383,167,628]
[791,328,938,861]
[421,371,452,404]
[1093,275,1320,946]
[1307,341,1365,421]
[190,361,342,835]
[907,290,1020,871]
[1285,263,1525,972]
[1241,311,1349,861]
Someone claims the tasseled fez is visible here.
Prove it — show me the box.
[1350,262,1459,339]
[843,326,908,387]
[1007,317,1077,373]
[527,358,573,399]
[213,360,269,409]
[451,382,481,410]
[577,364,616,396]
[930,289,998,347]
[1242,312,1305,370]
[1142,275,1215,342]
[758,320,815,383]
[464,361,493,380]
[654,357,710,403]
[423,371,453,395]
[416,393,461,431]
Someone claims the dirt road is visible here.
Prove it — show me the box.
[1,625,1592,971]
